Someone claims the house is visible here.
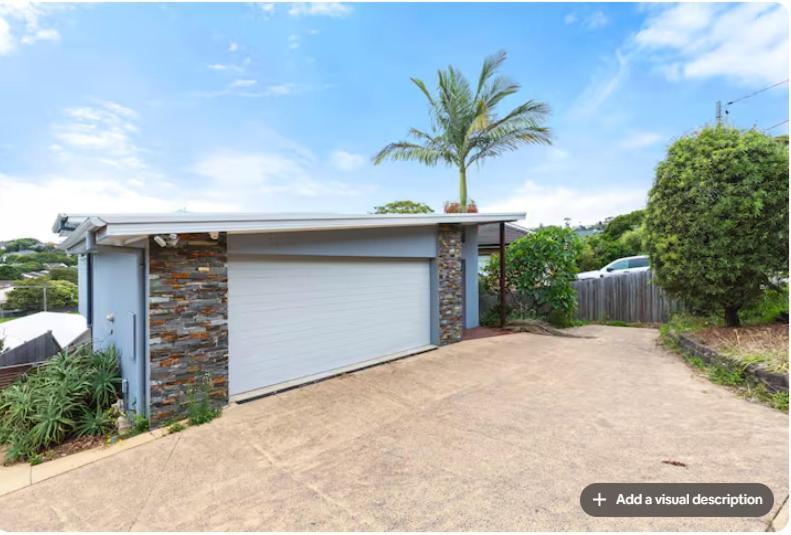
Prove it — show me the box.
[0,311,89,353]
[476,222,529,272]
[53,211,523,424]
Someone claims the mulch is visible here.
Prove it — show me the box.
[41,435,105,462]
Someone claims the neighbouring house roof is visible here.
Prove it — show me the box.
[477,222,530,248]
[53,212,526,252]
[0,312,88,351]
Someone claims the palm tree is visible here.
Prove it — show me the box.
[373,51,552,210]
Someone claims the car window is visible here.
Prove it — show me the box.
[628,257,650,268]
[608,260,629,271]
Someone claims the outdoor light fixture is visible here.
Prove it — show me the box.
[209,231,219,240]
[153,235,167,247]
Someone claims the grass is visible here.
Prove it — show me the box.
[660,321,787,412]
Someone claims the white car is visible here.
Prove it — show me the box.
[576,255,650,280]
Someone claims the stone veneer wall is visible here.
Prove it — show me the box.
[148,233,228,424]
[437,224,463,345]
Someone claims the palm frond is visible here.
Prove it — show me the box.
[372,141,447,166]
[476,50,507,99]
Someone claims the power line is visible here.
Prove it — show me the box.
[763,119,789,132]
[716,79,789,124]
[726,79,789,107]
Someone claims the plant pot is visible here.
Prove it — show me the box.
[443,200,478,213]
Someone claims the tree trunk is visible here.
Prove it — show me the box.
[458,166,468,208]
[724,306,741,327]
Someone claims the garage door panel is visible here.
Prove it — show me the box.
[228,255,431,396]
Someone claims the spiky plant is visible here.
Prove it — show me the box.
[373,50,552,209]
[76,406,115,437]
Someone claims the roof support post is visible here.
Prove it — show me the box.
[499,222,506,328]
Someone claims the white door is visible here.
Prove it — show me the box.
[228,255,431,397]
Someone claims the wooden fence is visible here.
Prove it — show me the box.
[572,270,681,323]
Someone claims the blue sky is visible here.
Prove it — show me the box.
[0,2,788,240]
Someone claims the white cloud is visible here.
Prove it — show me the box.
[585,11,608,30]
[0,2,61,55]
[635,3,789,85]
[329,150,366,172]
[259,3,275,14]
[288,3,351,18]
[0,174,239,241]
[288,33,300,50]
[564,13,577,25]
[0,17,12,55]
[571,49,630,118]
[208,63,234,71]
[193,150,360,198]
[482,180,647,229]
[229,78,257,88]
[20,27,59,44]
[618,131,663,150]
[52,100,147,173]
[228,41,239,52]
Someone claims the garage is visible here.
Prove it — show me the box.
[227,255,432,397]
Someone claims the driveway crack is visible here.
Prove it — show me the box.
[126,434,182,532]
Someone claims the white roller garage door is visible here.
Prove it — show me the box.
[228,255,432,397]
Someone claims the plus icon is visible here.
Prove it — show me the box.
[593,492,607,507]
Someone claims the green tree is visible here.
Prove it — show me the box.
[646,126,789,326]
[482,226,582,326]
[48,267,78,284]
[2,238,41,253]
[0,265,22,280]
[603,209,645,240]
[373,51,551,209]
[373,200,435,214]
[5,278,78,311]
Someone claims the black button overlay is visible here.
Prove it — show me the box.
[580,483,774,517]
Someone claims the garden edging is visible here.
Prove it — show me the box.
[0,427,169,498]
[673,332,788,393]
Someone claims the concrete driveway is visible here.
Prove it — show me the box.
[0,326,787,531]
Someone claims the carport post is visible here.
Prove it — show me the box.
[499,222,506,328]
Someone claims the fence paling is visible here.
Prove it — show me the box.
[571,271,680,323]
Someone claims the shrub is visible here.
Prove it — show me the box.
[168,422,186,434]
[372,200,434,214]
[482,226,582,326]
[186,374,222,426]
[740,284,789,325]
[0,345,121,463]
[5,278,78,311]
[646,126,789,326]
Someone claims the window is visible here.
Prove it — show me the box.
[628,257,650,268]
[607,259,629,271]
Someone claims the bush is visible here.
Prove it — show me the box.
[48,267,78,284]
[740,284,789,325]
[482,226,582,326]
[0,345,121,463]
[5,278,78,311]
[646,126,789,326]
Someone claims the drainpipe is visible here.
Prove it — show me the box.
[85,231,96,329]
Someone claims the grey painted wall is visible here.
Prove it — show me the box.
[228,226,437,258]
[462,225,479,328]
[90,247,146,415]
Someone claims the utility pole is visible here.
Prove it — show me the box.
[715,101,722,125]
[43,286,47,312]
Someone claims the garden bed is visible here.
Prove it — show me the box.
[674,330,788,393]
[689,323,788,374]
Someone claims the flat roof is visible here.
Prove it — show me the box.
[54,211,526,252]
